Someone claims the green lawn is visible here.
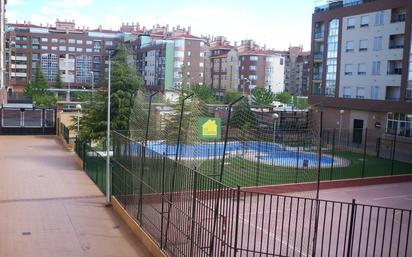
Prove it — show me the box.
[197,151,412,188]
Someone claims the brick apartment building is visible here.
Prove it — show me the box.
[205,38,285,100]
[4,19,124,97]
[309,0,412,142]
[278,46,311,96]
[131,25,207,94]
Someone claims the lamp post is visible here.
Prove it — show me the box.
[273,113,279,143]
[75,104,82,133]
[90,71,94,101]
[106,54,111,205]
[339,109,344,143]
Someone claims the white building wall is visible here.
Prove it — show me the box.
[266,55,285,94]
[339,9,405,100]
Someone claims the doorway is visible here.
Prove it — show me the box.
[353,119,364,144]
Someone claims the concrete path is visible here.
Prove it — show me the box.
[0,136,151,257]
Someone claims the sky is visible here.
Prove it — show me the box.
[6,0,315,51]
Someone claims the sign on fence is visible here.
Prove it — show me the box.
[198,117,221,140]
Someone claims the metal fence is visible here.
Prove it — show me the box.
[74,137,107,194]
[60,123,71,144]
[111,131,412,257]
[0,107,56,135]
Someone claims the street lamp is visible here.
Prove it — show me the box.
[106,54,112,205]
[273,113,279,143]
[76,104,82,133]
[90,71,94,101]
[339,109,344,143]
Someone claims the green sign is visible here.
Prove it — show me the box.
[198,117,221,140]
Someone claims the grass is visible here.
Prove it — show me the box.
[197,151,412,188]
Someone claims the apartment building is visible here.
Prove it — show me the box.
[206,38,285,99]
[5,20,123,96]
[279,46,311,96]
[309,0,412,141]
[132,26,207,94]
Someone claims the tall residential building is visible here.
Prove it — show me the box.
[132,26,207,93]
[309,0,412,140]
[205,38,285,100]
[279,46,311,96]
[5,20,123,96]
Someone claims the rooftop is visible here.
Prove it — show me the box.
[314,0,378,13]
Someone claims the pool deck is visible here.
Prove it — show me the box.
[0,136,151,257]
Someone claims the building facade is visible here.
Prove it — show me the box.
[309,0,412,141]
[205,38,285,100]
[132,26,207,94]
[5,20,123,96]
[280,46,311,96]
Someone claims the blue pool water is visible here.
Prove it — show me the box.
[145,141,340,168]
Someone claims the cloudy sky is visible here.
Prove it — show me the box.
[6,0,314,51]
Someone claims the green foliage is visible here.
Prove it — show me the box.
[223,89,242,104]
[78,43,142,141]
[230,100,258,130]
[24,66,56,107]
[55,72,64,89]
[251,87,276,106]
[191,84,215,104]
[275,91,293,104]
[295,97,309,109]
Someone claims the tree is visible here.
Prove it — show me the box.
[230,99,258,130]
[78,43,142,141]
[191,84,215,104]
[55,72,64,89]
[251,87,276,106]
[275,92,293,104]
[223,89,242,104]
[24,66,56,107]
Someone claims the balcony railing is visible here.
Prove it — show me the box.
[314,52,323,60]
[391,14,406,23]
[314,0,377,13]
[387,69,402,75]
[313,73,322,80]
[385,97,400,101]
[7,93,32,104]
[389,44,404,49]
[314,32,324,39]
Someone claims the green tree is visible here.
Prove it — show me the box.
[78,43,142,141]
[223,89,242,104]
[251,87,276,106]
[24,66,56,107]
[275,92,293,104]
[191,84,215,104]
[55,72,64,89]
[230,100,258,130]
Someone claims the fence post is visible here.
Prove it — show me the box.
[361,128,368,178]
[256,135,261,186]
[330,128,336,181]
[189,170,198,257]
[164,93,194,247]
[233,186,241,257]
[346,199,357,257]
[160,153,166,249]
[391,130,397,176]
[376,137,381,158]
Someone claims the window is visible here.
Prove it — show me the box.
[249,65,257,71]
[76,48,83,52]
[345,64,353,75]
[386,113,412,137]
[266,57,274,62]
[250,56,258,61]
[186,61,191,67]
[358,63,367,75]
[32,54,40,60]
[16,44,27,49]
[174,51,184,58]
[41,45,48,50]
[371,86,380,99]
[373,36,382,51]
[41,38,48,42]
[343,87,351,98]
[372,61,381,75]
[356,87,365,98]
[59,46,66,51]
[359,39,368,51]
[346,41,354,52]
[200,42,205,47]
[86,40,92,45]
[200,52,204,57]
[187,51,191,57]
[375,11,384,26]
[175,39,185,48]
[174,61,183,68]
[51,38,58,43]
[68,39,76,44]
[347,17,355,29]
[77,40,83,44]
[68,47,75,52]
[59,39,66,44]
[51,46,58,51]
[280,58,284,65]
[199,62,204,67]
[360,15,369,27]
[86,48,92,52]
[249,75,257,80]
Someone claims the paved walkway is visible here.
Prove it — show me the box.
[0,136,151,257]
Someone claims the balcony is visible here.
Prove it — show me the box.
[314,52,323,61]
[7,92,32,104]
[385,86,400,101]
[389,34,404,49]
[387,61,403,75]
[391,8,406,23]
[314,31,324,40]
[313,72,322,80]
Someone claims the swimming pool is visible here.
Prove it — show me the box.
[146,141,348,168]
